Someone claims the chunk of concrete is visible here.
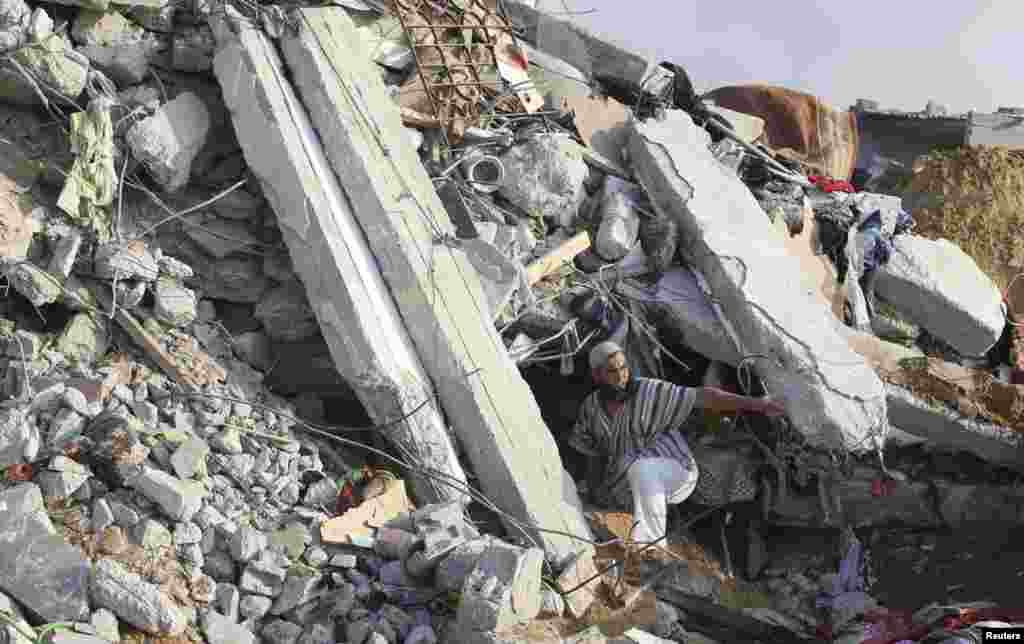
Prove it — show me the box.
[128,466,205,522]
[57,312,109,363]
[153,276,198,327]
[210,7,467,507]
[885,383,1024,471]
[90,558,187,636]
[627,111,887,452]
[125,92,211,192]
[875,235,1006,357]
[0,484,90,623]
[264,6,595,561]
[0,407,39,469]
[498,133,588,228]
[594,182,640,261]
[451,540,544,641]
[203,608,256,644]
[79,37,169,87]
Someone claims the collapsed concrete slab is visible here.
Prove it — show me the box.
[875,235,1006,357]
[210,9,467,506]
[616,267,742,366]
[270,7,594,564]
[627,111,887,452]
[885,384,1024,471]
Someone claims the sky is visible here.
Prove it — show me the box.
[531,0,1024,115]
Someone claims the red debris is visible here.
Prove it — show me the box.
[809,175,856,193]
[336,480,357,516]
[815,623,833,641]
[871,478,897,497]
[5,463,32,482]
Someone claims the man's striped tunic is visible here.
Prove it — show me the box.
[570,378,698,508]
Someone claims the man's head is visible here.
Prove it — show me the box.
[589,341,629,388]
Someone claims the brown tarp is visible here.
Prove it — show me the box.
[706,84,859,180]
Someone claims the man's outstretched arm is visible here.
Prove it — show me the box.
[694,386,786,416]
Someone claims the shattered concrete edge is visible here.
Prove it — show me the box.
[627,112,888,453]
[876,235,1006,357]
[276,7,595,564]
[885,383,1024,471]
[209,7,468,505]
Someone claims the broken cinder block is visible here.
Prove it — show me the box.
[447,540,544,644]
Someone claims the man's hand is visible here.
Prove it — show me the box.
[755,397,786,417]
[696,386,787,417]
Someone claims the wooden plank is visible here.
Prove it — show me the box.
[90,285,224,389]
[525,230,590,286]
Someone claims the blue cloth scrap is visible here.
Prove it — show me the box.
[858,210,893,272]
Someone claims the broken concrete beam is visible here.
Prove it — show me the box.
[499,133,588,229]
[271,6,595,564]
[504,1,650,85]
[885,383,1024,471]
[448,540,544,644]
[875,235,1006,357]
[627,111,887,452]
[210,8,467,506]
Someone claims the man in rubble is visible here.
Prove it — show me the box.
[570,341,785,557]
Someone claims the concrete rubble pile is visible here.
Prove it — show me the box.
[0,0,1020,642]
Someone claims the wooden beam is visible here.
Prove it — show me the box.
[525,230,590,286]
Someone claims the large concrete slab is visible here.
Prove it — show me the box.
[210,9,466,506]
[885,384,1024,471]
[627,111,887,452]
[875,235,1006,357]
[272,7,594,563]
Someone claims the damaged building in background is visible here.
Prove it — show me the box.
[0,0,1021,643]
